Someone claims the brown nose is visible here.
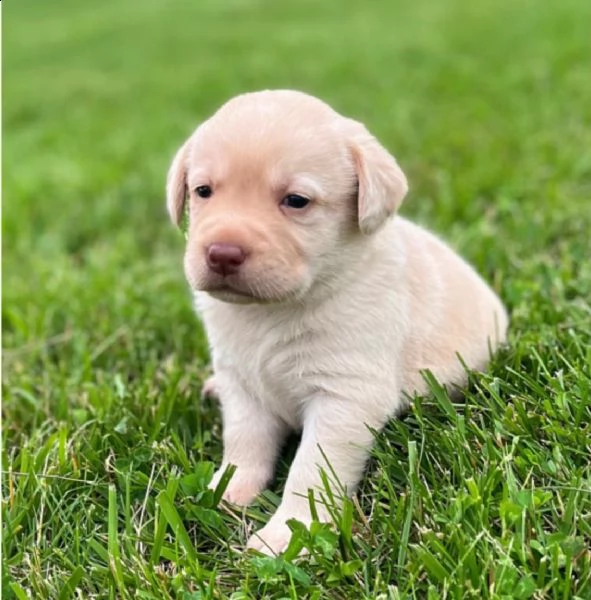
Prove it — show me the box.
[206,243,246,276]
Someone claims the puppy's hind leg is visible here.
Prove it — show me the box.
[200,375,218,400]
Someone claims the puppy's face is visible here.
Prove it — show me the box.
[166,90,408,304]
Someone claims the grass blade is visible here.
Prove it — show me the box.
[150,476,180,564]
[156,491,198,564]
[58,566,85,600]
[108,484,125,592]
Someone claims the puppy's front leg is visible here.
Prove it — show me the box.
[247,395,390,555]
[209,374,287,506]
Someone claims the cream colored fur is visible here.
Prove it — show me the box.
[166,90,508,555]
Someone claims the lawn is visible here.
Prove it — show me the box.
[2,0,591,597]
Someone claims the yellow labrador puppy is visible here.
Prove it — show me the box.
[166,90,508,555]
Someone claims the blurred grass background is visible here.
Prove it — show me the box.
[3,0,591,598]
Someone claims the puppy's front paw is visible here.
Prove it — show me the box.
[246,517,294,556]
[246,501,333,555]
[209,466,269,507]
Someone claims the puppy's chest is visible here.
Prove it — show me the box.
[233,334,318,421]
[204,310,326,426]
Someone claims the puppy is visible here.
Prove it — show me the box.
[166,90,508,555]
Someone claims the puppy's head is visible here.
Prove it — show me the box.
[166,90,408,304]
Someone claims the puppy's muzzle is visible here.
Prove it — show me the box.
[206,243,246,276]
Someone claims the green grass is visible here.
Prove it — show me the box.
[2,0,591,597]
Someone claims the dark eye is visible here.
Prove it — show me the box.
[282,194,310,209]
[195,185,212,198]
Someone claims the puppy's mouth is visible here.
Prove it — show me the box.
[196,274,305,305]
[197,276,273,304]
[205,283,260,304]
[186,252,311,304]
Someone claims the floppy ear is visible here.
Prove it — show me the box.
[348,121,408,235]
[166,140,190,225]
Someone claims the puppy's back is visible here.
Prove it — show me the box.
[388,217,508,394]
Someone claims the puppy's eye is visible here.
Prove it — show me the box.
[282,194,310,209]
[195,185,212,198]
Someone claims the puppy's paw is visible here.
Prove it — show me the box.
[200,376,218,400]
[246,503,333,555]
[209,467,269,507]
[246,517,294,556]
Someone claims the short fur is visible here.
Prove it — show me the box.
[166,90,508,555]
